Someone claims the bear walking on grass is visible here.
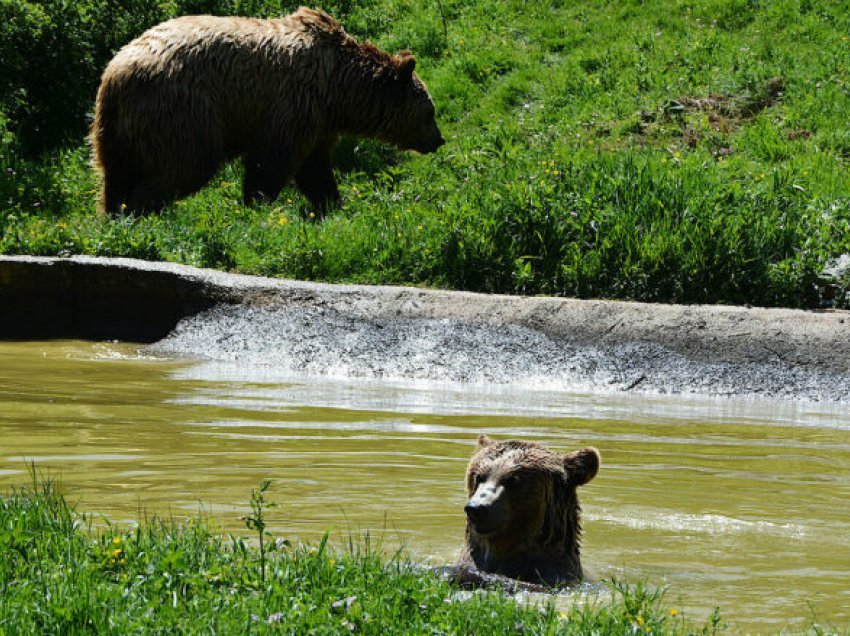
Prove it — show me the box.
[459,435,600,587]
[90,7,444,215]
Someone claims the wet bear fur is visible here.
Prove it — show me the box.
[90,7,444,215]
[459,435,600,586]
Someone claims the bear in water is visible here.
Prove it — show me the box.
[458,434,600,587]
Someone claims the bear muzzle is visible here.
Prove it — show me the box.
[411,132,445,154]
[464,484,506,535]
[465,507,493,535]
[405,120,445,154]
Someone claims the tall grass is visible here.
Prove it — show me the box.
[2,0,850,308]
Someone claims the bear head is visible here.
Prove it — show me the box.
[372,49,444,154]
[462,434,599,584]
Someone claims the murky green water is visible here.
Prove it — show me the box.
[2,340,849,632]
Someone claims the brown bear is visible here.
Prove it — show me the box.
[90,7,444,215]
[458,434,600,587]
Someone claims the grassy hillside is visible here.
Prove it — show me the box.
[2,0,850,308]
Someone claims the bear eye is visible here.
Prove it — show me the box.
[503,474,521,487]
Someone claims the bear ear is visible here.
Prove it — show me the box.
[564,447,600,486]
[396,51,416,78]
[477,434,494,449]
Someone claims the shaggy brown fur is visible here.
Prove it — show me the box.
[90,7,444,215]
[459,435,600,586]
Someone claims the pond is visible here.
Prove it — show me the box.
[1,339,849,632]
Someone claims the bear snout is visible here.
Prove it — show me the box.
[465,484,505,534]
[426,133,446,153]
[464,500,488,524]
[409,121,445,154]
[410,133,445,154]
[464,501,497,535]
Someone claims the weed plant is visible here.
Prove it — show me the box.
[2,0,850,308]
[0,474,720,634]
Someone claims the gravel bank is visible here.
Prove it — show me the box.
[2,255,849,402]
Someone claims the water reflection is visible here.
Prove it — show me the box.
[1,340,849,632]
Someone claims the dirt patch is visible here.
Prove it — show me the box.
[2,255,849,402]
[630,77,789,158]
[667,76,785,126]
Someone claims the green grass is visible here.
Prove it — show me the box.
[0,474,719,634]
[2,0,850,308]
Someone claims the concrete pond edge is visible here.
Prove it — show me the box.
[2,255,849,402]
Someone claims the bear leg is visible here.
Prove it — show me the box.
[295,147,340,215]
[101,170,134,216]
[98,149,175,215]
[242,151,291,206]
[96,144,141,215]
[102,169,165,216]
[126,181,168,216]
